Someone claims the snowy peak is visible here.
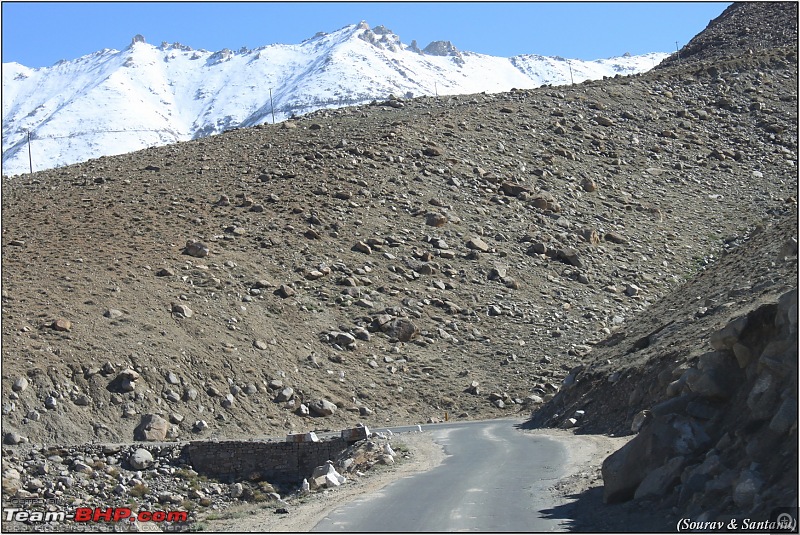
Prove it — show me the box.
[2,21,668,176]
[358,24,404,52]
[340,22,462,60]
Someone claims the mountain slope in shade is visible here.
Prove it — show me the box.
[2,22,667,176]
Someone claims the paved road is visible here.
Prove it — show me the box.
[312,419,569,532]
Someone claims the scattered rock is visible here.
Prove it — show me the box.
[134,414,169,442]
[51,318,72,331]
[275,285,296,298]
[426,212,448,227]
[353,241,372,254]
[128,448,154,470]
[310,461,346,488]
[556,247,584,268]
[183,240,209,258]
[581,177,598,192]
[171,303,193,318]
[3,431,25,445]
[275,387,294,403]
[73,394,91,406]
[466,237,490,252]
[12,376,28,392]
[386,318,419,342]
[308,399,337,417]
[193,420,209,432]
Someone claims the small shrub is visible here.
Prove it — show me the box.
[180,499,197,512]
[392,442,410,453]
[92,459,107,470]
[130,483,149,498]
[257,481,276,493]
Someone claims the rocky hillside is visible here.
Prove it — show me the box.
[1,0,796,464]
[528,1,798,526]
[658,1,797,68]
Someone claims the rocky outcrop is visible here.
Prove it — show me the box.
[601,289,797,519]
[358,24,403,52]
[423,40,465,65]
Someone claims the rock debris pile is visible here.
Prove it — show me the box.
[1,430,406,532]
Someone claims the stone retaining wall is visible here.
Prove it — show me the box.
[183,437,349,483]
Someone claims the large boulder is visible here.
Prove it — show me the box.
[556,247,584,268]
[685,351,741,400]
[709,316,748,350]
[183,240,209,258]
[466,237,490,252]
[128,448,154,470]
[602,413,710,503]
[274,387,294,403]
[134,414,169,442]
[746,372,781,420]
[602,424,672,503]
[386,318,419,342]
[425,212,448,227]
[12,377,28,392]
[3,431,25,445]
[308,399,337,417]
[633,456,686,500]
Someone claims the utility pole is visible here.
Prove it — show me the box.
[27,130,33,174]
[568,60,574,85]
[675,41,681,64]
[269,88,275,124]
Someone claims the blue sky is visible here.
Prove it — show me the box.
[3,2,730,68]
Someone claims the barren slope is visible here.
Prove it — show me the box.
[1,4,796,450]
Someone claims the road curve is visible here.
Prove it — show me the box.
[312,419,569,532]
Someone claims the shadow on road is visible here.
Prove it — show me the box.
[538,487,598,532]
[515,418,617,436]
[539,485,678,532]
[514,419,678,532]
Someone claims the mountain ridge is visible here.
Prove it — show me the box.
[2,21,667,176]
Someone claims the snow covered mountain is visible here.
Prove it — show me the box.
[2,22,668,176]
